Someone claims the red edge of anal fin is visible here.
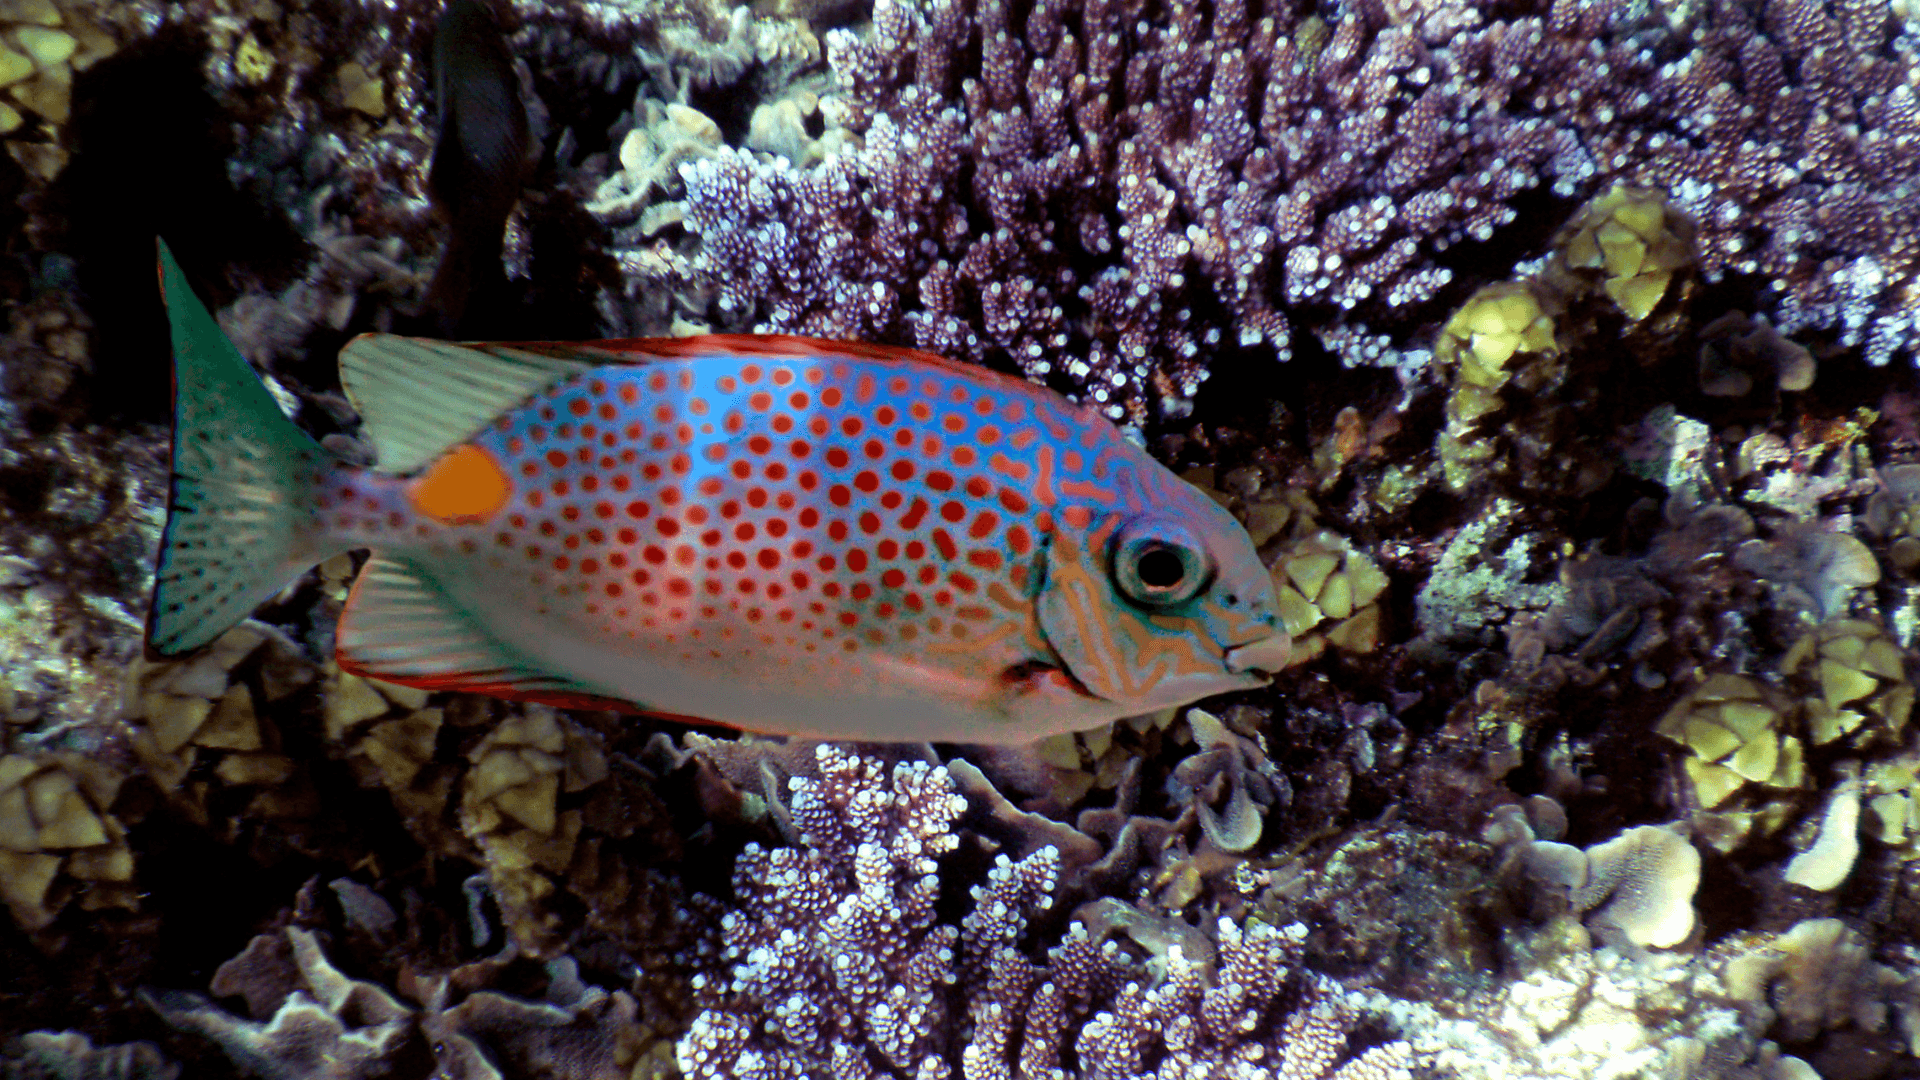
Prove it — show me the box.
[334,652,738,728]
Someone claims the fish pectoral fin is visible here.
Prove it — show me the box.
[1001,659,1106,704]
[338,556,616,706]
[339,335,594,475]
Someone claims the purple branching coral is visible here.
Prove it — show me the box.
[675,0,1920,425]
[675,745,1413,1079]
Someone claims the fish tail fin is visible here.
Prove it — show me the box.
[148,239,346,657]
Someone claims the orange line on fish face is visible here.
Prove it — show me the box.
[407,443,512,525]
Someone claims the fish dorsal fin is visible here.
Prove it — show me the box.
[336,555,622,708]
[339,335,596,475]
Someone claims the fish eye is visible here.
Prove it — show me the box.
[1112,518,1212,607]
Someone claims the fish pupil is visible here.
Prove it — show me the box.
[1137,546,1186,589]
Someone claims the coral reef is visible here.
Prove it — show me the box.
[677,745,1414,1079]
[3,0,1920,1076]
[643,0,1920,425]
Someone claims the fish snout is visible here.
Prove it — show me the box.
[1223,632,1291,675]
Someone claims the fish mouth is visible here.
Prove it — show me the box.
[1222,633,1291,676]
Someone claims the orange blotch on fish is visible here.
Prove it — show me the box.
[747,489,769,508]
[1062,506,1093,529]
[772,368,794,387]
[741,364,763,384]
[772,414,794,434]
[686,506,710,525]
[881,568,906,588]
[619,384,639,404]
[765,462,788,481]
[717,375,737,393]
[879,491,903,510]
[725,413,745,434]
[750,392,773,411]
[953,447,979,467]
[790,391,810,409]
[749,435,772,454]
[859,511,881,534]
[407,444,513,526]
[731,461,753,480]
[932,530,957,560]
[864,439,886,459]
[875,405,897,425]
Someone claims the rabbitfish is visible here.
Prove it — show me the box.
[148,243,1289,743]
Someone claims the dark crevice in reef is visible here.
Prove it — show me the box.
[49,25,305,427]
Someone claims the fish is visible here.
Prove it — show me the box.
[419,0,529,338]
[147,241,1290,744]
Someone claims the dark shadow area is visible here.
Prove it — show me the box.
[46,24,305,426]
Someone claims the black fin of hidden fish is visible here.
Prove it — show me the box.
[419,0,530,339]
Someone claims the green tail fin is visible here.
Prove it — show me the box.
[148,240,340,657]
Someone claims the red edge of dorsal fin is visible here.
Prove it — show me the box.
[483,333,1051,398]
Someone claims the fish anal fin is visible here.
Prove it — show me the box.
[336,556,604,700]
